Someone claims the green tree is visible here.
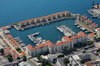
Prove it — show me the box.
[95,53,99,56]
[81,42,86,47]
[97,48,100,52]
[69,48,74,51]
[37,55,42,61]
[23,55,27,61]
[87,41,93,45]
[83,51,86,53]
[63,46,68,53]
[57,54,64,58]
[7,55,13,62]
[41,59,52,66]
[16,48,22,53]
[95,37,100,42]
[80,60,84,63]
[0,49,4,55]
[63,58,69,65]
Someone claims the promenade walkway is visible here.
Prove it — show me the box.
[76,21,94,32]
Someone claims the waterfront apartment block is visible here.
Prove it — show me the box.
[76,15,98,32]
[96,28,100,38]
[0,28,27,60]
[24,31,88,57]
[14,11,74,30]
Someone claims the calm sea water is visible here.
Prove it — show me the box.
[0,0,100,46]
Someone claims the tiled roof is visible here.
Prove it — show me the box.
[56,41,66,45]
[86,19,92,23]
[81,16,87,19]
[86,62,93,66]
[35,44,48,48]
[71,35,81,39]
[12,50,16,53]
[63,36,72,41]
[45,40,54,46]
[6,34,12,39]
[21,52,26,55]
[19,11,69,24]
[1,27,7,30]
[78,31,86,36]
[12,57,16,59]
[4,53,9,56]
[26,45,35,50]
[89,33,95,37]
[97,28,100,31]
[91,23,98,27]
[15,54,20,57]
[6,47,11,51]
[10,38,19,46]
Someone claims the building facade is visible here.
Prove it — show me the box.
[25,31,88,57]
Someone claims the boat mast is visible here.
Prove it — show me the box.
[92,1,94,9]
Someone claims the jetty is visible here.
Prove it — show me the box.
[56,25,75,37]
[75,15,98,32]
[28,32,40,43]
[88,9,100,19]
[88,2,100,19]
[28,32,46,45]
[13,11,75,30]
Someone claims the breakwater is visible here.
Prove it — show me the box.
[13,11,75,30]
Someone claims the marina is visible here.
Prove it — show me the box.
[75,24,86,31]
[56,25,75,37]
[88,2,100,19]
[88,9,100,19]
[75,15,98,32]
[13,11,75,30]
[28,32,46,45]
[4,30,10,34]
[14,37,26,47]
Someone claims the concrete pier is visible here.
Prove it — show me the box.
[14,11,74,30]
[75,15,98,32]
[76,21,94,32]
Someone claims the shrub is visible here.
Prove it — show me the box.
[57,54,64,58]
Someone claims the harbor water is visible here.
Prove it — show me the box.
[0,0,100,46]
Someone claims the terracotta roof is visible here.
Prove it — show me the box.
[12,57,16,59]
[6,34,12,39]
[63,36,72,42]
[86,62,93,66]
[89,33,95,37]
[26,45,35,50]
[45,41,54,46]
[71,35,81,39]
[3,40,6,42]
[6,47,11,51]
[78,31,86,36]
[10,38,19,46]
[81,16,87,19]
[4,53,9,56]
[56,41,66,45]
[15,54,20,57]
[12,50,16,53]
[91,23,98,27]
[35,44,48,48]
[21,52,26,55]
[86,19,92,23]
[97,28,100,31]
[1,27,7,30]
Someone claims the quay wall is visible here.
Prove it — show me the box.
[13,11,74,30]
